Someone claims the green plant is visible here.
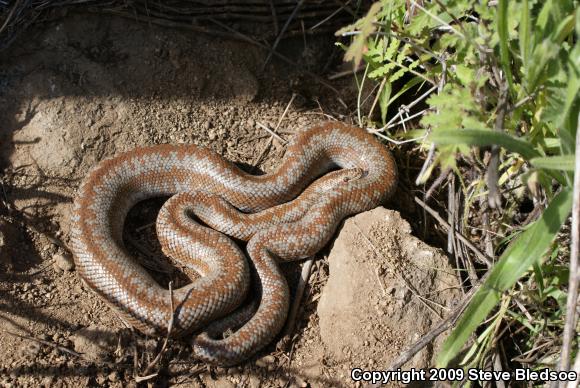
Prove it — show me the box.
[338,0,579,377]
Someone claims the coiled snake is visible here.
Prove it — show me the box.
[70,121,397,365]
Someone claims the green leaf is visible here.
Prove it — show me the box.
[455,64,475,86]
[341,3,382,67]
[378,80,392,125]
[530,155,576,171]
[497,0,514,92]
[388,76,425,106]
[554,14,576,43]
[536,0,554,39]
[525,39,560,92]
[519,0,531,67]
[437,188,573,367]
[429,129,541,160]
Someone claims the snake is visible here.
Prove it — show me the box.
[70,121,397,366]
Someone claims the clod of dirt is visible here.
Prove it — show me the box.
[72,324,118,361]
[318,207,461,370]
[53,253,74,272]
[17,340,41,360]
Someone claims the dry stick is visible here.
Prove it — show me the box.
[268,0,279,36]
[385,272,487,371]
[493,351,507,388]
[415,60,447,184]
[262,0,305,70]
[3,329,84,358]
[282,258,314,338]
[424,168,451,199]
[447,174,455,255]
[275,93,297,131]
[251,138,274,173]
[207,18,340,96]
[251,94,295,171]
[558,114,580,381]
[332,0,357,17]
[256,122,287,145]
[380,84,437,131]
[415,197,493,267]
[566,353,580,388]
[135,281,176,383]
[309,0,351,31]
[327,65,366,80]
[387,108,430,130]
[0,0,22,35]
[487,83,508,209]
[369,130,427,145]
[415,145,436,185]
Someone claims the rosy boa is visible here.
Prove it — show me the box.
[70,121,397,365]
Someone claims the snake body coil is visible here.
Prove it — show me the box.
[70,121,397,365]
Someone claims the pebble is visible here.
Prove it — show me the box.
[255,355,276,368]
[40,376,54,387]
[53,253,74,271]
[108,371,119,382]
[294,376,308,387]
[248,375,261,388]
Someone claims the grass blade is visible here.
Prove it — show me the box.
[429,129,540,160]
[437,188,573,367]
[530,155,576,171]
[497,0,514,92]
[519,0,531,67]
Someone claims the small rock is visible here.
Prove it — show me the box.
[18,341,40,359]
[248,375,261,388]
[255,355,276,368]
[108,371,119,382]
[54,253,74,271]
[294,376,308,388]
[40,376,54,387]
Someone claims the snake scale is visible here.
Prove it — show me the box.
[70,121,397,365]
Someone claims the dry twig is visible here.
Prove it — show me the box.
[415,197,493,267]
[262,0,305,69]
[135,281,176,383]
[557,114,580,382]
[282,258,314,338]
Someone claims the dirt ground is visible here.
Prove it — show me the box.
[0,13,459,388]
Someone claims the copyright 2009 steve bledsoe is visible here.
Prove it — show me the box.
[350,367,578,385]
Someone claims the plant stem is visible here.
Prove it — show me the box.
[557,113,580,382]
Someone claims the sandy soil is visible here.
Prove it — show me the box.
[0,13,458,388]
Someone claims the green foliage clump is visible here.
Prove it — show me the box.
[340,0,579,376]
